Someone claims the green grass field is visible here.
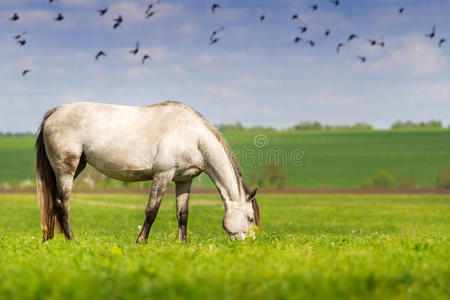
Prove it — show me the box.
[0,193,448,299]
[0,129,449,188]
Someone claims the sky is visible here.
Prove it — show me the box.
[0,0,449,132]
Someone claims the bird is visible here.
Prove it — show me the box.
[307,40,315,47]
[142,54,151,64]
[49,0,56,2]
[209,37,220,45]
[347,34,358,42]
[209,26,225,41]
[14,31,26,40]
[439,38,446,48]
[98,8,108,16]
[294,36,302,43]
[95,51,106,60]
[357,56,366,63]
[325,30,330,36]
[212,3,220,13]
[113,15,123,29]
[129,41,140,55]
[260,14,265,21]
[330,0,339,6]
[425,25,436,39]
[10,13,19,21]
[310,4,318,11]
[22,69,31,76]
[378,36,385,47]
[17,40,26,46]
[146,0,160,14]
[336,43,345,53]
[299,26,307,33]
[398,7,404,14]
[55,13,64,21]
[146,11,157,18]
[368,39,377,46]
[292,14,298,20]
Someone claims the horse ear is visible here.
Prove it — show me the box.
[248,188,257,200]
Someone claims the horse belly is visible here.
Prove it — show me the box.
[84,144,156,182]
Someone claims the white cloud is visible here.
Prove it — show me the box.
[404,82,450,103]
[178,22,198,36]
[207,85,245,100]
[369,33,448,76]
[61,0,100,8]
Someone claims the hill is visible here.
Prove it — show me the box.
[0,130,449,188]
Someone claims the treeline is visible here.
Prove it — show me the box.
[0,132,35,137]
[0,120,447,136]
[217,120,448,132]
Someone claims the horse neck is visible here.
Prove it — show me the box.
[203,145,243,209]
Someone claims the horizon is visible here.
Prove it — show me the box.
[0,0,449,131]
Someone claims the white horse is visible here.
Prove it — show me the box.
[36,101,260,242]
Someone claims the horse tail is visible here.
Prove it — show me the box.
[35,108,58,241]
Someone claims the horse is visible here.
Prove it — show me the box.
[35,101,260,242]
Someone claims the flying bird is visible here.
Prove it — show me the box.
[22,69,31,76]
[439,38,446,48]
[260,14,265,21]
[145,11,157,18]
[294,36,302,43]
[398,7,404,14]
[292,14,298,20]
[209,37,220,45]
[378,36,385,47]
[325,30,330,36]
[49,0,56,2]
[209,26,225,41]
[368,39,377,46]
[347,34,358,42]
[113,15,123,29]
[425,25,436,39]
[212,3,220,13]
[14,31,26,40]
[17,39,26,46]
[307,40,315,47]
[95,51,106,60]
[98,8,108,16]
[310,4,318,11]
[336,43,344,53]
[330,0,339,6]
[129,41,140,55]
[146,0,160,14]
[299,26,307,33]
[142,54,151,64]
[10,13,19,21]
[55,13,64,21]
[357,56,366,63]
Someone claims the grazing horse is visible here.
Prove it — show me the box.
[36,101,260,242]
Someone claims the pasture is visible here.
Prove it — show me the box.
[1,129,450,188]
[0,193,448,299]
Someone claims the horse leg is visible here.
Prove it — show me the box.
[137,171,173,243]
[51,152,83,240]
[175,180,192,242]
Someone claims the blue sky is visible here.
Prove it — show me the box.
[0,0,449,131]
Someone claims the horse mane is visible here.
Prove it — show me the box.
[150,101,252,196]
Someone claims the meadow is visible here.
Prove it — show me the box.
[0,192,448,299]
[1,129,449,188]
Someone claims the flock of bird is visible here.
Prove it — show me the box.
[5,0,448,76]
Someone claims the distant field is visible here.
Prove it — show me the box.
[0,129,449,188]
[0,193,448,299]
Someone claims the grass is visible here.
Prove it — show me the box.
[1,130,450,188]
[0,193,448,299]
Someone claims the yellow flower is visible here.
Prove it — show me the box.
[109,246,123,256]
